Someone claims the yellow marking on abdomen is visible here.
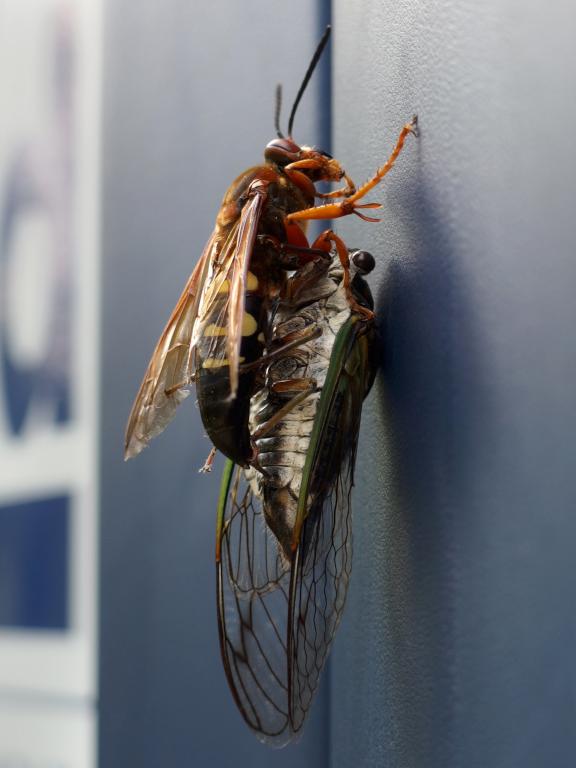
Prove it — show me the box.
[204,323,227,337]
[242,312,258,337]
[217,279,230,294]
[204,312,257,340]
[246,271,259,291]
[202,356,245,370]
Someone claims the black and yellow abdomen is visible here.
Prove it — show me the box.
[196,271,264,466]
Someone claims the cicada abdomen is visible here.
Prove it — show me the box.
[216,249,377,745]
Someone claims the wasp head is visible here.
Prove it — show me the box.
[264,139,345,183]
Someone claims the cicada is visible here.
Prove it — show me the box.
[124,25,417,468]
[216,249,377,746]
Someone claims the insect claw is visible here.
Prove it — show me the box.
[409,114,419,137]
[353,210,381,223]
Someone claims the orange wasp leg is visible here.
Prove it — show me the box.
[315,173,356,200]
[286,116,418,224]
[199,445,217,474]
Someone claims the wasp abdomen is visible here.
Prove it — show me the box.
[196,274,264,466]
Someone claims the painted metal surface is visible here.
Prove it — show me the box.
[331,2,576,767]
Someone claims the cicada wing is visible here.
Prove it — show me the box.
[216,316,375,745]
[216,462,294,746]
[287,432,357,732]
[124,232,216,459]
[287,315,376,732]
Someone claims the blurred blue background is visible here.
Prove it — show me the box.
[1,1,575,767]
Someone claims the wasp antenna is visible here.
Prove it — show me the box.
[275,83,284,138]
[287,25,331,138]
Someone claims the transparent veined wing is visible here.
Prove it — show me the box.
[216,314,375,746]
[192,188,267,398]
[124,188,267,460]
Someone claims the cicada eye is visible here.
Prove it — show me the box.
[351,250,375,275]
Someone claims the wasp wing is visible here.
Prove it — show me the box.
[216,315,375,745]
[192,187,267,397]
[125,188,266,460]
[124,233,215,460]
[226,187,267,396]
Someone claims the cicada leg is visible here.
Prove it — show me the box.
[284,256,333,303]
[239,323,322,375]
[251,377,317,442]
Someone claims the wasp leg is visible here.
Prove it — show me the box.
[199,445,217,473]
[286,116,418,224]
[315,173,356,200]
[251,378,317,442]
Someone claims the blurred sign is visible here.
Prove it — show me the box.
[0,706,94,768]
[0,1,100,765]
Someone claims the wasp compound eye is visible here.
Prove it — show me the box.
[351,250,375,275]
[264,137,301,165]
[266,137,300,154]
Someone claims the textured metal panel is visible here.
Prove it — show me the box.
[100,1,330,765]
[331,2,576,767]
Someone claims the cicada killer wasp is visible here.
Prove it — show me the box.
[216,247,378,745]
[124,25,417,469]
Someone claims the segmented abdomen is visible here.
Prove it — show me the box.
[196,272,264,466]
[246,272,351,556]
